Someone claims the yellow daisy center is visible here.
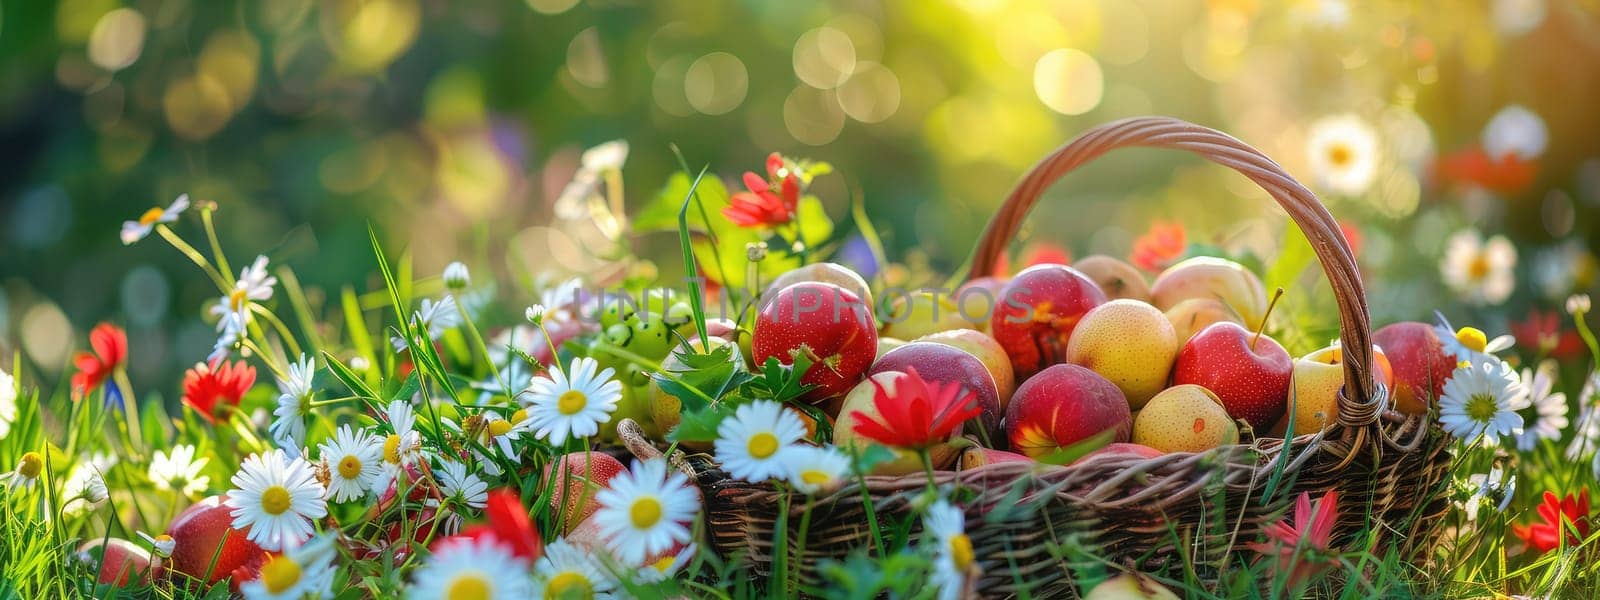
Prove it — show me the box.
[446,574,492,600]
[948,533,975,570]
[651,555,676,573]
[18,452,43,479]
[384,434,402,464]
[800,469,831,487]
[1327,143,1352,167]
[261,485,292,515]
[155,534,173,544]
[545,572,594,600]
[1466,394,1500,422]
[511,408,528,423]
[338,455,364,480]
[746,432,779,460]
[630,496,663,529]
[138,207,165,226]
[229,288,249,311]
[1456,327,1488,354]
[488,419,513,437]
[260,555,302,594]
[1467,253,1491,280]
[557,390,587,415]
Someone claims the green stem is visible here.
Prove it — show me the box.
[921,449,937,496]
[251,303,304,362]
[201,207,234,283]
[112,369,143,450]
[456,298,512,398]
[155,225,231,292]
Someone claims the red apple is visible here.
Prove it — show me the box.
[1172,322,1293,432]
[1006,364,1131,458]
[542,452,628,535]
[869,341,1003,443]
[165,496,266,585]
[991,264,1106,379]
[1373,322,1458,415]
[753,282,879,402]
[78,538,157,586]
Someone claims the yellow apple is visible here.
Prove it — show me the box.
[1150,257,1268,331]
[1132,384,1239,453]
[1073,255,1151,302]
[1065,299,1178,408]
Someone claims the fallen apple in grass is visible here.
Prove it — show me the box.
[1084,573,1181,600]
[78,538,157,586]
[1006,364,1131,459]
[542,451,628,535]
[991,264,1107,379]
[753,282,879,402]
[165,496,266,585]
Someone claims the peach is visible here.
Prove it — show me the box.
[765,262,875,311]
[834,372,963,474]
[1065,300,1178,408]
[1132,385,1239,453]
[542,451,628,535]
[870,342,1003,443]
[1150,257,1268,331]
[1373,322,1458,415]
[881,291,974,340]
[1006,364,1131,459]
[991,264,1107,379]
[1164,298,1242,345]
[753,282,878,402]
[1073,255,1151,302]
[959,446,1034,470]
[1084,573,1181,600]
[1288,344,1395,435]
[956,276,1008,333]
[916,328,1016,411]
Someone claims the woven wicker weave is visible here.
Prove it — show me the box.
[626,117,1453,598]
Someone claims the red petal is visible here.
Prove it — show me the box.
[90,323,128,369]
[765,153,784,179]
[742,172,769,195]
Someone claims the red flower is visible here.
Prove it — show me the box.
[182,360,257,423]
[71,323,128,399]
[1509,309,1585,360]
[851,367,982,450]
[1434,145,1538,195]
[1513,489,1592,554]
[1248,490,1340,589]
[722,152,799,228]
[995,242,1074,276]
[1338,220,1363,258]
[1130,222,1186,272]
[445,488,543,562]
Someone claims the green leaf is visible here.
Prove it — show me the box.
[1265,220,1316,298]
[793,195,834,246]
[388,373,421,403]
[741,355,817,404]
[322,351,382,415]
[636,172,730,232]
[1032,428,1116,466]
[851,443,897,475]
[139,396,171,449]
[653,343,749,412]
[666,402,736,443]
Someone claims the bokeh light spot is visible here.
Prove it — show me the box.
[793,27,856,89]
[21,302,72,371]
[527,0,580,15]
[87,8,146,71]
[784,86,845,145]
[836,61,900,123]
[1033,49,1103,115]
[567,27,610,88]
[685,52,748,115]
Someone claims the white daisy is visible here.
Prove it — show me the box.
[392,296,464,352]
[1433,314,1513,365]
[593,458,700,565]
[381,399,423,469]
[924,500,978,600]
[224,449,328,551]
[555,140,629,221]
[1440,230,1517,306]
[435,460,489,510]
[1464,467,1516,521]
[1439,359,1526,444]
[523,356,622,446]
[408,535,535,599]
[714,400,807,483]
[1571,294,1593,316]
[209,311,245,364]
[1306,114,1381,196]
[1482,104,1548,160]
[0,366,16,440]
[1565,371,1600,466]
[443,262,471,291]
[784,446,852,495]
[6,451,44,491]
[271,354,317,448]
[525,305,547,326]
[149,444,210,497]
[318,425,383,503]
[1515,361,1569,452]
[120,194,190,245]
[635,543,697,585]
[135,531,176,558]
[62,462,110,516]
[211,255,278,327]
[530,538,617,599]
[240,534,338,600]
[540,278,587,325]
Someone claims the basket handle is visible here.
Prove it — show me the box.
[966,116,1380,421]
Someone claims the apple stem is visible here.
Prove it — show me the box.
[1252,287,1285,351]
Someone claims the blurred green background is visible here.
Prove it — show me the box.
[3,0,1600,390]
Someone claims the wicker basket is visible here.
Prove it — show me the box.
[625,116,1454,598]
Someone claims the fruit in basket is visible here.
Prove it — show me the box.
[959,446,1034,470]
[753,281,879,402]
[1164,298,1242,345]
[1133,385,1239,453]
[991,264,1107,378]
[765,262,875,312]
[1006,364,1131,458]
[870,342,1003,440]
[957,276,1008,332]
[78,538,157,585]
[165,495,266,584]
[916,328,1016,410]
[1172,321,1292,432]
[1065,299,1178,408]
[876,337,907,359]
[1374,322,1458,414]
[650,337,735,443]
[542,451,628,535]
[1073,255,1151,302]
[1288,344,1396,434]
[1084,573,1181,600]
[881,291,973,340]
[1150,257,1268,330]
[834,372,965,475]
[1072,442,1164,465]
